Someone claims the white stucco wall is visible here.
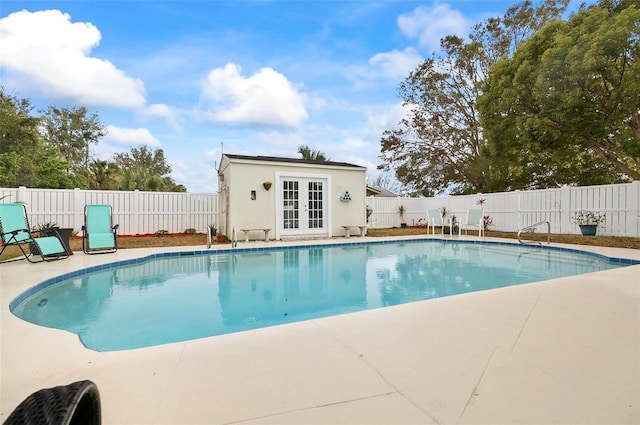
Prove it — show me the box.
[218,155,366,240]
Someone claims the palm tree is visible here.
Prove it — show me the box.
[89,160,118,189]
[297,145,330,161]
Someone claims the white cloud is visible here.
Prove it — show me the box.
[105,125,162,148]
[141,104,183,131]
[398,3,470,52]
[366,102,409,136]
[369,48,423,80]
[199,63,309,127]
[170,149,221,193]
[345,47,422,90]
[255,132,306,153]
[0,9,146,108]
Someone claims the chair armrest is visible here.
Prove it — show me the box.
[2,228,30,240]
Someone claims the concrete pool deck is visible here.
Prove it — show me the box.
[1,235,638,424]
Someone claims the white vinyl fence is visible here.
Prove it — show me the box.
[2,182,639,237]
[366,181,640,237]
[0,187,218,235]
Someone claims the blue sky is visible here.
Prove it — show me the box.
[0,1,587,192]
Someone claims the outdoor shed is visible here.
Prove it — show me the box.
[217,154,367,241]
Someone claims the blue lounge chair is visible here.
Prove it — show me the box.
[82,204,119,254]
[0,203,69,263]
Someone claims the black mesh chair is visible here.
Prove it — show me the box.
[5,380,101,425]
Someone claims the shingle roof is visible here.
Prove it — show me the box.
[367,185,398,197]
[223,153,366,169]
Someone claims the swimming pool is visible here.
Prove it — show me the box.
[10,239,637,351]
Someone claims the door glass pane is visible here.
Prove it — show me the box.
[307,181,323,229]
[283,180,299,229]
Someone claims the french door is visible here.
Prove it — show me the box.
[281,177,327,236]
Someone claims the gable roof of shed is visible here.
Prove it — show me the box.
[367,185,398,197]
[223,153,366,169]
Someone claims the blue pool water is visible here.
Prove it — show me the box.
[10,240,636,352]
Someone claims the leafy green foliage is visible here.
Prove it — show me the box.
[89,160,119,190]
[0,87,186,192]
[112,146,186,192]
[35,221,59,237]
[297,145,330,161]
[0,90,80,188]
[40,106,106,188]
[1,89,44,186]
[379,1,570,195]
[479,2,640,187]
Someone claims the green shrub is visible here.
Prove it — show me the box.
[35,221,58,237]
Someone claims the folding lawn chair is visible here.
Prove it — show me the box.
[428,209,449,235]
[0,203,69,263]
[82,204,119,254]
[464,209,485,237]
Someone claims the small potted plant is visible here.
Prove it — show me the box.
[443,215,459,235]
[572,210,605,236]
[398,205,407,228]
[366,205,373,223]
[483,215,493,230]
[211,225,227,243]
[36,221,59,237]
[450,215,459,235]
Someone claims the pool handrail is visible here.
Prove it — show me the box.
[518,220,550,245]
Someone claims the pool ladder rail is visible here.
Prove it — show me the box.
[517,220,550,245]
[206,227,238,249]
[206,228,238,248]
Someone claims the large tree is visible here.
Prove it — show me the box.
[40,106,106,188]
[0,88,72,188]
[478,1,640,188]
[0,89,41,187]
[378,1,570,195]
[112,146,186,192]
[0,90,189,191]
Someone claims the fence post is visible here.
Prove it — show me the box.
[515,190,521,231]
[560,186,572,234]
[17,186,26,203]
[185,193,191,232]
[631,180,640,238]
[133,189,140,235]
[74,188,82,232]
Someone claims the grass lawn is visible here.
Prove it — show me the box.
[1,228,639,262]
[368,227,640,249]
